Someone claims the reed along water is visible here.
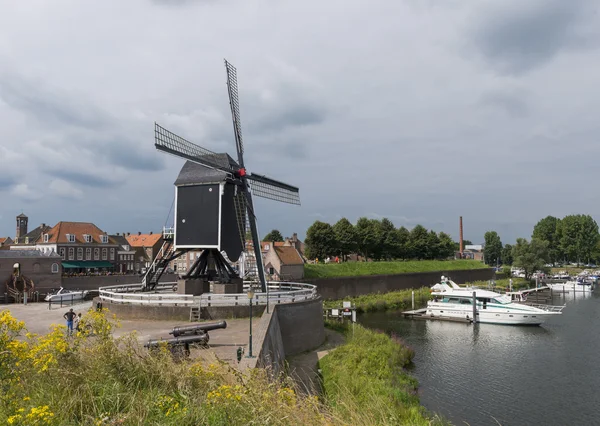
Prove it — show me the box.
[359,291,600,426]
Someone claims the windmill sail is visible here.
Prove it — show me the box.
[247,173,301,205]
[155,123,235,174]
[225,60,244,164]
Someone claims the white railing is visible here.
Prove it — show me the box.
[98,281,317,307]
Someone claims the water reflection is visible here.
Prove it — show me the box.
[360,292,600,426]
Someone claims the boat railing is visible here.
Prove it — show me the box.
[527,303,565,313]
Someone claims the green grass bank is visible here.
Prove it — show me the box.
[305,259,487,279]
[319,322,447,425]
[324,287,432,313]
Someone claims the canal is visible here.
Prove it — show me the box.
[359,291,600,426]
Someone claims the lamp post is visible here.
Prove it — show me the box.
[246,288,255,358]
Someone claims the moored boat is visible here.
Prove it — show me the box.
[427,277,564,326]
[44,287,89,302]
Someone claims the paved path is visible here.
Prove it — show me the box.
[2,302,251,364]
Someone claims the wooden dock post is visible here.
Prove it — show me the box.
[472,291,477,323]
[411,291,415,310]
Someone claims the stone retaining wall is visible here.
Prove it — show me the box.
[240,296,325,374]
[305,268,495,300]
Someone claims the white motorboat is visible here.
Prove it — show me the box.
[547,279,594,293]
[44,287,89,302]
[427,277,564,326]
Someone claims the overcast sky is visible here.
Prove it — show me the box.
[1,0,600,245]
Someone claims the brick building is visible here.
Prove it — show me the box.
[264,245,305,281]
[110,234,137,274]
[0,249,62,292]
[26,222,120,273]
[126,232,164,273]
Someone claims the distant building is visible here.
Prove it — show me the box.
[172,249,203,274]
[0,237,13,248]
[264,245,305,281]
[126,232,164,273]
[0,249,62,292]
[11,213,52,246]
[110,234,137,274]
[457,244,484,262]
[17,221,120,273]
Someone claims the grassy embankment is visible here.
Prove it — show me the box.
[0,309,448,425]
[305,259,487,279]
[324,287,432,313]
[319,322,447,426]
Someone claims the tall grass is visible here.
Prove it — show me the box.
[305,260,487,279]
[1,309,449,425]
[318,323,448,425]
[324,287,432,313]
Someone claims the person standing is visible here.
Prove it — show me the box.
[73,312,81,332]
[64,308,76,335]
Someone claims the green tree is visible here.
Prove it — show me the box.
[512,238,549,280]
[559,214,600,264]
[304,221,337,260]
[355,217,379,260]
[379,218,397,260]
[408,225,428,260]
[501,244,514,265]
[532,216,561,264]
[332,218,357,260]
[483,231,503,266]
[426,230,440,259]
[262,229,284,242]
[395,227,410,259]
[437,232,456,259]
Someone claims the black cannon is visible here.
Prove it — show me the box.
[144,333,209,349]
[169,320,227,338]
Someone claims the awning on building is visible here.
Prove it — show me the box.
[61,261,114,269]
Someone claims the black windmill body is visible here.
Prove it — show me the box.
[145,60,300,292]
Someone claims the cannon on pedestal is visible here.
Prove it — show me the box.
[169,320,227,339]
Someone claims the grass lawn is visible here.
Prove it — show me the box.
[304,259,488,279]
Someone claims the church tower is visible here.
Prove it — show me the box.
[16,213,28,240]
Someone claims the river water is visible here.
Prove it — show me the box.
[359,291,600,426]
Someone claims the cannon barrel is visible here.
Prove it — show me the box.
[144,333,209,348]
[169,320,227,337]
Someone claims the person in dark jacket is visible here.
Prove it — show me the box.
[64,308,76,335]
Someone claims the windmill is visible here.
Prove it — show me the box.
[142,60,300,293]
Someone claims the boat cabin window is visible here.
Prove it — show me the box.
[459,298,472,304]
[445,297,460,304]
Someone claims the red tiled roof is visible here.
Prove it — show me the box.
[274,246,304,265]
[126,233,162,248]
[43,222,114,244]
[0,237,8,244]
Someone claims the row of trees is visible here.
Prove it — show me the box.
[304,218,456,261]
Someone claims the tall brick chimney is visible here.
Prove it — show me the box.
[459,216,464,258]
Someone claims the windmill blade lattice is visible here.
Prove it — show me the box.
[155,123,235,173]
[233,189,249,248]
[247,174,301,205]
[225,60,244,162]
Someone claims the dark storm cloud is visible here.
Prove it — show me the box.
[479,90,530,117]
[0,77,107,129]
[472,0,597,74]
[47,170,119,188]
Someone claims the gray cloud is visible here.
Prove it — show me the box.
[472,0,598,74]
[0,76,108,129]
[479,89,530,117]
[0,176,16,190]
[46,170,120,188]
[251,103,325,134]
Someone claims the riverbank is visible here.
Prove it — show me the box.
[305,259,487,279]
[318,322,447,425]
[324,287,432,313]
